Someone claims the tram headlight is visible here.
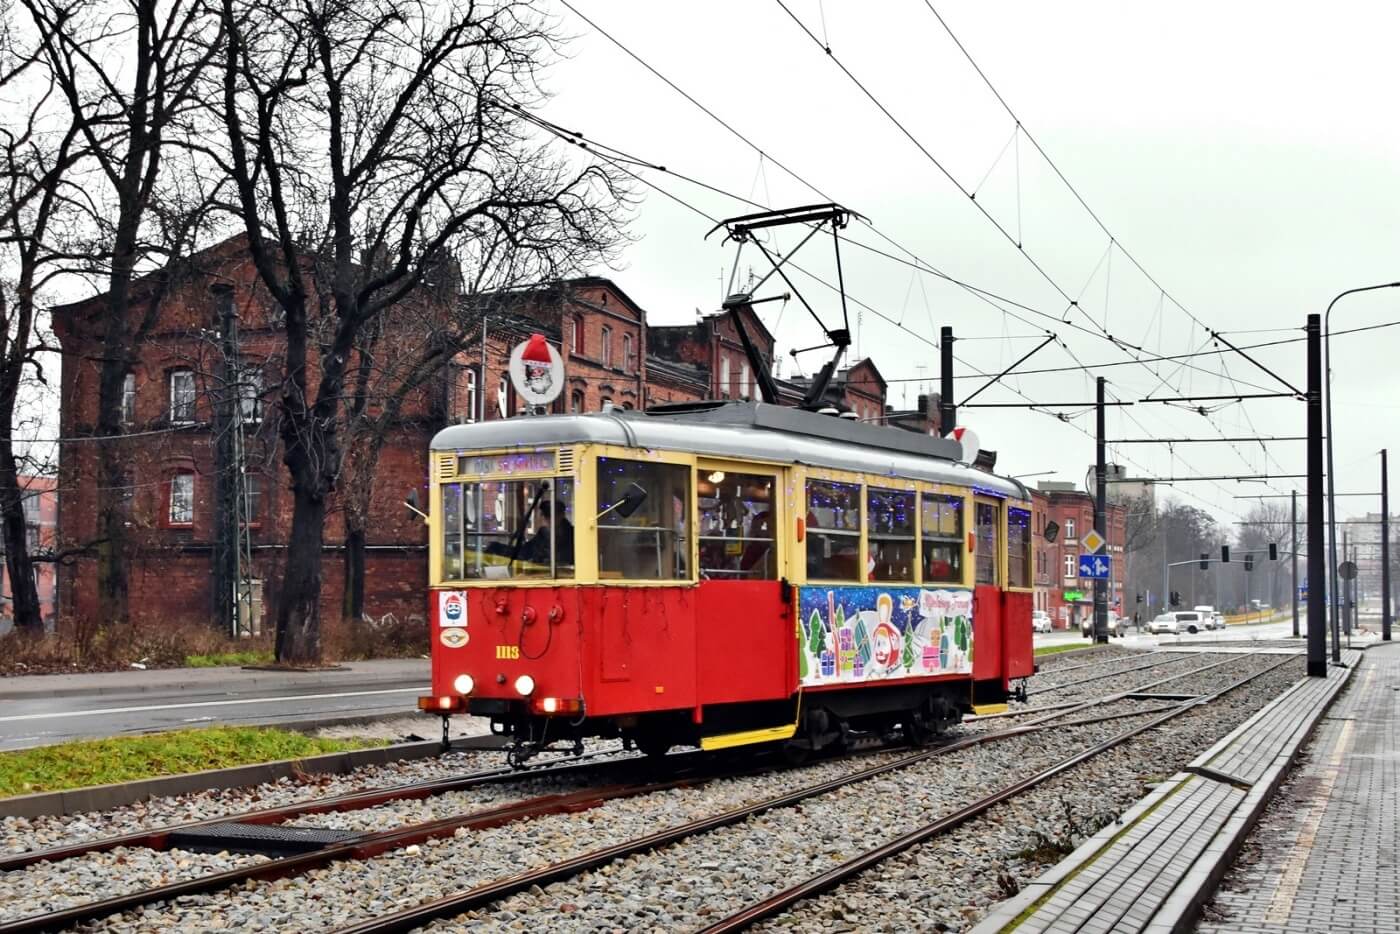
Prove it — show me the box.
[514,674,536,696]
[453,673,475,695]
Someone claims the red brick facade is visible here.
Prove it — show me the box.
[53,238,890,631]
[0,476,57,630]
[1036,483,1127,631]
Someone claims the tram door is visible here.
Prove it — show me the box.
[694,463,790,704]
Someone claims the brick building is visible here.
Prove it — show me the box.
[0,476,58,632]
[1030,489,1054,620]
[53,236,889,632]
[1037,481,1127,631]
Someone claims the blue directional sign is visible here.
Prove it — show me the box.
[1078,553,1112,580]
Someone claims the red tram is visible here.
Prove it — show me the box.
[419,401,1035,763]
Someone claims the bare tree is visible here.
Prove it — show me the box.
[218,0,627,663]
[19,0,223,626]
[0,6,85,631]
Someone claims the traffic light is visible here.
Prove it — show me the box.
[1199,552,1209,570]
[1136,592,1143,604]
[1269,543,1278,561]
[1170,590,1181,607]
[1245,553,1255,572]
[1221,545,1230,563]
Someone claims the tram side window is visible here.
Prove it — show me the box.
[974,501,1000,585]
[806,479,861,581]
[1007,507,1032,588]
[597,458,691,580]
[921,493,963,585]
[698,471,777,579]
[867,488,915,582]
[443,478,574,580]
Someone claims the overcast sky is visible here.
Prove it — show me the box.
[541,0,1400,530]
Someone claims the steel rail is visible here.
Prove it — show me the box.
[325,656,1294,934]
[1027,651,1205,694]
[0,748,646,873]
[695,653,1299,932]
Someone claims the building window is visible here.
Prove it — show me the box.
[168,472,194,526]
[1065,518,1076,540]
[622,333,635,374]
[600,396,612,409]
[241,474,262,526]
[601,326,612,368]
[1063,554,1076,580]
[21,492,39,526]
[497,377,509,419]
[169,370,195,423]
[740,361,751,400]
[25,523,39,553]
[570,316,583,354]
[719,355,730,398]
[121,373,136,425]
[236,363,262,423]
[570,390,584,413]
[463,367,477,423]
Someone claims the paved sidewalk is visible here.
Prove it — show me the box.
[1197,642,1399,934]
[0,657,428,700]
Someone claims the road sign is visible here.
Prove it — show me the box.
[1078,553,1111,580]
[1339,560,1358,581]
[1081,528,1106,554]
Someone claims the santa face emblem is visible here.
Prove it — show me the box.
[524,361,554,395]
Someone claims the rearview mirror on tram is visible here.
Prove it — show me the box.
[597,482,648,521]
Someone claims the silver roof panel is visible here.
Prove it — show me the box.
[431,402,1028,499]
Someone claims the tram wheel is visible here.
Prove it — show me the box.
[634,733,672,758]
[782,740,812,766]
[902,712,934,747]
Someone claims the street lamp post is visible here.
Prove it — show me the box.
[1325,282,1400,656]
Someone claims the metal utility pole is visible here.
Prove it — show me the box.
[1093,377,1108,644]
[1305,314,1328,675]
[211,284,239,637]
[939,326,955,437]
[1383,448,1392,641]
[1342,528,1350,636]
[1291,489,1300,638]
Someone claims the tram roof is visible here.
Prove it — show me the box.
[432,401,1028,500]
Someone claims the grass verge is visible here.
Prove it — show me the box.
[1034,642,1094,657]
[0,726,386,798]
[184,649,275,668]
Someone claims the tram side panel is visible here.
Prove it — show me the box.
[1001,589,1034,681]
[695,579,795,706]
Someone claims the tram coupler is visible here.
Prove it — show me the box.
[440,714,451,752]
[1013,680,1029,704]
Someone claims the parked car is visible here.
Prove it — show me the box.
[1080,611,1126,637]
[1031,610,1053,634]
[1148,611,1205,635]
[1193,605,1216,628]
[1213,613,1226,630]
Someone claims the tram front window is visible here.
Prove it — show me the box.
[698,472,776,579]
[441,478,575,580]
[597,458,691,580]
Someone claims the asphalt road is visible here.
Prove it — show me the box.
[0,660,429,751]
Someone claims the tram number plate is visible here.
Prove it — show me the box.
[495,644,521,660]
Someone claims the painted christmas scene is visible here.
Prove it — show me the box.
[796,587,974,687]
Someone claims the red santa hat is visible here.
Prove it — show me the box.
[522,333,551,365]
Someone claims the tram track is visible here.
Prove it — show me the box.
[306,655,1291,934]
[0,654,1291,932]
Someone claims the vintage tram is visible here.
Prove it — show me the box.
[419,400,1035,764]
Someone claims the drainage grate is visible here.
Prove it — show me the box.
[167,822,361,857]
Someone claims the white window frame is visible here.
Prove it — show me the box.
[1063,554,1076,580]
[121,373,136,425]
[169,370,195,424]
[622,333,635,374]
[740,361,751,399]
[169,472,194,525]
[237,363,262,423]
[463,367,477,423]
[719,355,730,398]
[1065,518,1076,540]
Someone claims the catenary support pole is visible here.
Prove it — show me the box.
[1291,489,1300,638]
[1342,529,1351,636]
[939,326,955,437]
[1305,314,1328,674]
[1383,449,1392,641]
[1094,377,1108,644]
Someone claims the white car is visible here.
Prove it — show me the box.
[1149,611,1206,635]
[1080,611,1126,637]
[1213,613,1226,630]
[1031,610,1053,634]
